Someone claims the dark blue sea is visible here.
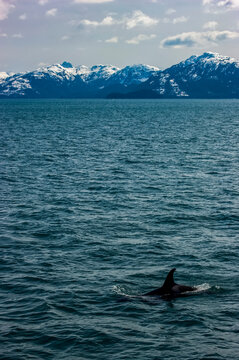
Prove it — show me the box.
[1,99,239,360]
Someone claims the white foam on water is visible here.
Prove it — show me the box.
[112,285,132,297]
[113,283,221,301]
[193,283,213,293]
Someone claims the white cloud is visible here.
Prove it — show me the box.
[46,8,58,17]
[124,10,159,29]
[100,16,115,25]
[163,16,188,24]
[203,21,218,29]
[79,11,158,29]
[0,32,7,37]
[172,16,188,24]
[80,19,99,26]
[165,8,176,15]
[74,0,114,3]
[39,0,48,5]
[19,13,27,21]
[126,33,156,45]
[12,33,23,38]
[80,15,115,26]
[161,30,239,48]
[203,0,239,12]
[0,0,15,21]
[105,36,118,43]
[61,35,70,41]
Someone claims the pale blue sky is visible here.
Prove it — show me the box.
[0,0,239,72]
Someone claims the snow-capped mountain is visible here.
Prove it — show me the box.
[0,61,157,98]
[133,52,239,98]
[85,64,120,82]
[0,72,14,83]
[105,64,159,86]
[0,52,238,98]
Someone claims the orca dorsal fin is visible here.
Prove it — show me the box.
[162,268,176,290]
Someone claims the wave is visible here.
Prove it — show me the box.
[112,283,222,301]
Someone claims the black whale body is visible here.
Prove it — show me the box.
[144,268,195,297]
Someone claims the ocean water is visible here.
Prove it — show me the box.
[0,99,239,360]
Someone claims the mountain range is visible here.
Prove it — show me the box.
[0,52,239,99]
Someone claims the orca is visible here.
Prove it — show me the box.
[144,268,196,298]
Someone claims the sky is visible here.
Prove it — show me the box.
[0,0,239,72]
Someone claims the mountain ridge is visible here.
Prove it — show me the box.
[0,52,239,99]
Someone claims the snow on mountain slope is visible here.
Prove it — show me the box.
[0,72,31,96]
[0,53,238,98]
[169,52,239,81]
[0,62,157,97]
[195,52,239,68]
[32,62,80,81]
[106,64,159,87]
[86,65,120,83]
[0,72,11,81]
[0,72,14,83]
[142,52,239,98]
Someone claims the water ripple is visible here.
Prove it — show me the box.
[1,99,239,359]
